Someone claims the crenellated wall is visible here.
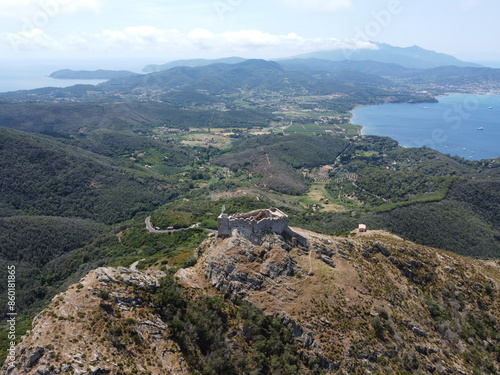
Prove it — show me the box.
[217,208,307,246]
[217,208,288,238]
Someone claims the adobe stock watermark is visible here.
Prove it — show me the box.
[443,95,484,131]
[345,0,403,58]
[7,0,71,52]
[6,265,17,369]
[213,0,244,21]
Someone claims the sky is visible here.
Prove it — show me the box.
[1,0,500,70]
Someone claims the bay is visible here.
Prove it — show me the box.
[352,94,500,160]
[0,59,147,93]
[0,61,109,93]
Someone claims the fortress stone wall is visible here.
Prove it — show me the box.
[217,208,307,246]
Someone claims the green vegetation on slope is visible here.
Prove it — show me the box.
[0,102,275,135]
[0,216,105,315]
[293,136,500,258]
[153,271,324,375]
[0,217,209,363]
[0,127,179,224]
[216,134,349,194]
[0,216,104,266]
[374,200,500,258]
[0,56,499,371]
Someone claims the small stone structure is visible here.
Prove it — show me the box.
[217,208,307,246]
[358,224,367,233]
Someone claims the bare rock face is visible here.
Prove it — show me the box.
[2,267,189,375]
[26,347,44,368]
[201,232,302,298]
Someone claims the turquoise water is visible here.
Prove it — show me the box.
[352,94,500,160]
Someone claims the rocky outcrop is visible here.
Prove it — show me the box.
[201,232,303,298]
[3,267,189,375]
[5,227,500,375]
[177,228,500,375]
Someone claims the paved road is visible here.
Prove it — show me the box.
[145,216,206,233]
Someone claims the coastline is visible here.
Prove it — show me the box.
[350,91,497,136]
[349,93,500,160]
[349,95,443,137]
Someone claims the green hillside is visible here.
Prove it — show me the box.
[0,127,179,224]
[0,216,106,314]
[1,56,500,371]
[215,134,349,194]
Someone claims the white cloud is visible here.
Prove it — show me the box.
[280,0,352,12]
[3,27,61,51]
[1,26,377,57]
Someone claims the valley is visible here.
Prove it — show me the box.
[1,54,499,374]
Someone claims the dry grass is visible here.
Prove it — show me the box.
[306,183,345,212]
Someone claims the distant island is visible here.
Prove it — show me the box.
[49,69,140,80]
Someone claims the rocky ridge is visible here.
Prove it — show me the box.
[179,228,500,374]
[3,227,500,374]
[2,267,187,375]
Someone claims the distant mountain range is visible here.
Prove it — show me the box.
[142,57,247,73]
[4,57,500,104]
[287,42,482,69]
[100,59,399,96]
[43,43,484,94]
[96,58,500,97]
[142,43,481,72]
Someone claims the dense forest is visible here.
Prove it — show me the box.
[0,216,106,314]
[0,127,180,224]
[0,102,274,135]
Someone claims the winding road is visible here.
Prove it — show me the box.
[145,216,217,234]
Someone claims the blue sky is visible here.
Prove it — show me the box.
[1,0,499,68]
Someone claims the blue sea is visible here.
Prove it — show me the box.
[0,59,147,93]
[352,94,500,160]
[0,61,110,93]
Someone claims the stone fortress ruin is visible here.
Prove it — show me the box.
[217,208,307,246]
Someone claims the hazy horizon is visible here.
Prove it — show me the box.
[2,48,500,74]
[1,0,499,65]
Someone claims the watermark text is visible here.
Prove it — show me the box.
[213,0,244,21]
[8,0,71,52]
[6,265,17,368]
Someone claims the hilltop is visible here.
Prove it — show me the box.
[142,57,247,73]
[289,43,482,69]
[4,221,499,374]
